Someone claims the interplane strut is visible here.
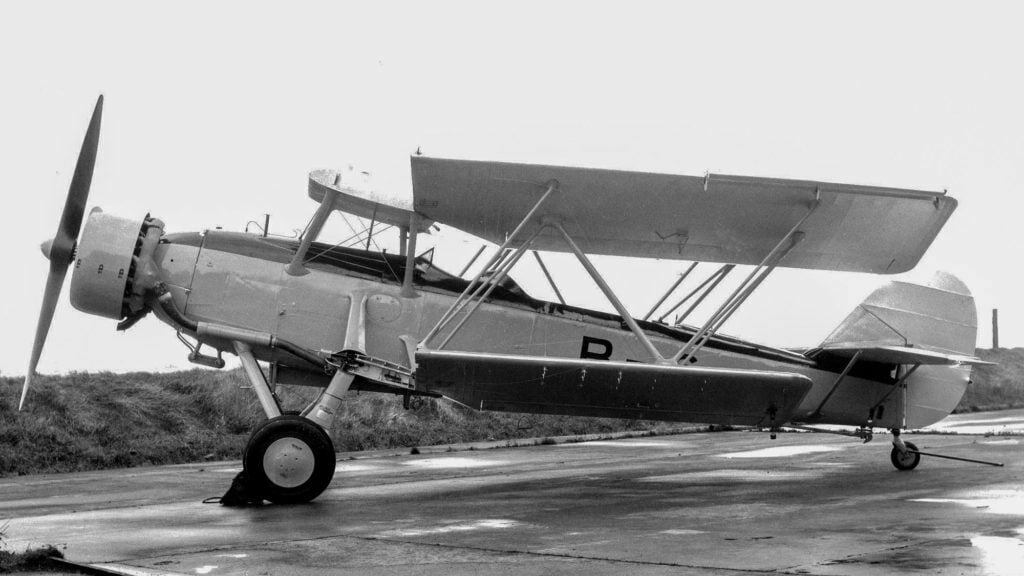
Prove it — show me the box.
[671,197,820,364]
[420,180,559,348]
[642,262,698,321]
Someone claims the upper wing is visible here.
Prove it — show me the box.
[410,156,957,274]
[309,168,433,232]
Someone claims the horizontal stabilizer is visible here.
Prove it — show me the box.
[819,345,993,366]
[415,350,813,426]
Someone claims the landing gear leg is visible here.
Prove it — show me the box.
[229,341,337,505]
[890,428,920,471]
[236,370,353,504]
[226,294,370,505]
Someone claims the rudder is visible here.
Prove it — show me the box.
[821,271,977,357]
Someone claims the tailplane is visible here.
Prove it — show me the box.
[817,271,980,428]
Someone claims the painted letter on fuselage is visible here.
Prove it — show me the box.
[580,336,613,361]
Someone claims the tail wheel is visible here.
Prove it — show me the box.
[891,440,921,471]
[243,415,336,504]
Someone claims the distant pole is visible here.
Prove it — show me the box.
[992,308,1000,349]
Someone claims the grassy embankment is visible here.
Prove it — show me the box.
[0,370,681,477]
[956,347,1024,412]
[1,347,1021,477]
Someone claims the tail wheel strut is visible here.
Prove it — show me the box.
[890,440,921,471]
[890,429,920,471]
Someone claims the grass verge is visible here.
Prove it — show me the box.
[1,370,682,476]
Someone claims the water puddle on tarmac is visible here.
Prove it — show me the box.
[373,518,521,538]
[718,445,842,458]
[928,425,1024,435]
[970,529,1024,576]
[213,467,242,474]
[925,416,1024,435]
[334,462,381,472]
[560,440,681,448]
[402,457,507,469]
[640,469,822,483]
[911,490,1024,515]
[933,416,1024,427]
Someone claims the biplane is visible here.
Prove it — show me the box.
[22,97,989,504]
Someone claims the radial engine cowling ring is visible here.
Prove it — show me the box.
[69,208,164,320]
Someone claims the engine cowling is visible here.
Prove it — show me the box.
[69,208,163,320]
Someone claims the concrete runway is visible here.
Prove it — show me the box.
[3,409,1024,575]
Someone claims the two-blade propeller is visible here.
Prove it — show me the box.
[20,95,104,411]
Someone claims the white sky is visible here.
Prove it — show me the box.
[2,1,1021,377]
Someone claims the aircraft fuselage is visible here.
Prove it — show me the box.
[151,230,969,429]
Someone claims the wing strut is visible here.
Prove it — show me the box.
[287,176,340,276]
[673,264,735,326]
[652,263,734,324]
[671,196,820,364]
[532,250,566,305]
[401,213,419,297]
[421,180,559,348]
[552,221,666,362]
[458,245,488,277]
[642,262,698,321]
[436,226,544,349]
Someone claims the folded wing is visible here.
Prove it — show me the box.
[416,350,814,426]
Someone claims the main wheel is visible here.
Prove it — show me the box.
[890,441,921,471]
[243,414,336,504]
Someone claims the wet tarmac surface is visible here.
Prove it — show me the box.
[3,409,1023,575]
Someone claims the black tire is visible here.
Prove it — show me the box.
[243,415,336,504]
[890,440,921,471]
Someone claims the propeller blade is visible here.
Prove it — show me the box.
[20,261,69,410]
[21,95,104,410]
[51,95,103,264]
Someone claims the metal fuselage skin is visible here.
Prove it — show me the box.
[150,231,969,430]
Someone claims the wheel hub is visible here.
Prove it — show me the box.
[893,449,916,467]
[262,437,316,488]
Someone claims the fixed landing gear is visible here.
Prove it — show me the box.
[227,341,347,505]
[889,429,920,471]
[243,414,336,504]
[890,441,921,470]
